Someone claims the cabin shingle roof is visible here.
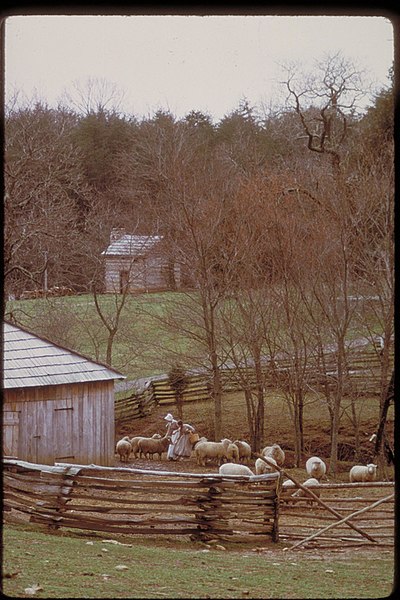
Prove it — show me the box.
[3,322,125,389]
[102,234,162,257]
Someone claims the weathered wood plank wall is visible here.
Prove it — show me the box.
[104,255,179,293]
[3,381,115,466]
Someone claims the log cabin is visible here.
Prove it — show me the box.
[102,228,181,293]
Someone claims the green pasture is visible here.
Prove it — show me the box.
[5,291,383,383]
[6,293,194,380]
[2,523,394,599]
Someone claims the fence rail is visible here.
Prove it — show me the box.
[3,460,394,550]
[3,459,280,544]
[279,481,394,549]
[115,348,393,424]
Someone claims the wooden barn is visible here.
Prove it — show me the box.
[102,228,181,293]
[2,321,125,466]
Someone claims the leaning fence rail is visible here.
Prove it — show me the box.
[3,459,281,544]
[279,480,395,550]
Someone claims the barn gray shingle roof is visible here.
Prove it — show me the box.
[3,321,125,389]
[101,234,162,257]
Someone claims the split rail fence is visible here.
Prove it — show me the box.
[279,481,395,550]
[3,459,394,550]
[115,348,393,424]
[3,459,281,544]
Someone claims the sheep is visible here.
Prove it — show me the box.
[116,436,132,462]
[261,443,285,466]
[130,434,162,458]
[255,456,277,475]
[225,442,240,463]
[233,440,252,464]
[137,434,171,460]
[193,436,207,446]
[349,464,378,483]
[280,479,297,502]
[281,479,296,492]
[195,438,232,466]
[219,463,254,476]
[291,478,321,505]
[305,456,327,481]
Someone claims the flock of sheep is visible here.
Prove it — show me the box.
[116,434,378,493]
[116,433,167,461]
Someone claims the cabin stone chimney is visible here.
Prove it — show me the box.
[110,227,126,243]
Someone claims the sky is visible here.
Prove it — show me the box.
[5,14,394,122]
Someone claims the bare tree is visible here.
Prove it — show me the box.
[278,53,378,474]
[61,77,126,116]
[281,52,367,179]
[4,98,90,303]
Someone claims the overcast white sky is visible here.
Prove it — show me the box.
[5,14,394,122]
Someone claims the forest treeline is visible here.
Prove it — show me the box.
[4,54,394,472]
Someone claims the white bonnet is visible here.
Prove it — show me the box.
[164,413,174,421]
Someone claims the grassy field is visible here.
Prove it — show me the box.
[2,523,395,599]
[6,293,196,380]
[5,290,385,383]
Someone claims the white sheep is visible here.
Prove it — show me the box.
[282,479,296,491]
[349,464,378,483]
[291,478,321,505]
[130,434,162,458]
[305,456,327,481]
[262,443,285,466]
[233,440,252,464]
[219,463,254,476]
[195,438,232,466]
[280,479,297,501]
[225,442,240,463]
[137,434,171,460]
[116,436,132,462]
[255,456,277,475]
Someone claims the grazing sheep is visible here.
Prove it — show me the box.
[255,456,277,475]
[233,440,252,464]
[305,456,327,481]
[349,464,378,483]
[130,434,162,458]
[219,463,254,476]
[195,438,232,466]
[116,436,132,462]
[137,434,171,460]
[262,443,285,466]
[291,478,321,505]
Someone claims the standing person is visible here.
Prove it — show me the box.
[164,413,180,461]
[172,420,196,460]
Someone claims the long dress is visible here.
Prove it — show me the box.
[166,420,180,460]
[173,424,195,458]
